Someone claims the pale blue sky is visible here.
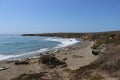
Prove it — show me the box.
[0,0,120,34]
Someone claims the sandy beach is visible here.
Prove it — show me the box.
[0,41,97,80]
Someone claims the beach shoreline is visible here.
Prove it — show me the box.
[0,37,80,61]
[0,39,97,80]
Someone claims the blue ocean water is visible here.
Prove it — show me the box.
[0,35,79,60]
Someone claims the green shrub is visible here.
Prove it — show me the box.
[90,74,103,80]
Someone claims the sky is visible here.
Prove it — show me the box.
[0,0,120,34]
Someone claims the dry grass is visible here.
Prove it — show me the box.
[90,74,103,80]
[11,72,46,80]
[91,33,120,49]
[70,44,120,80]
[70,56,104,80]
[100,45,120,74]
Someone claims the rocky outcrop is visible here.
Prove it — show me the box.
[39,55,67,68]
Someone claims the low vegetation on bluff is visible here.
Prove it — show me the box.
[70,31,120,80]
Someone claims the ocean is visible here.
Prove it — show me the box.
[0,35,79,60]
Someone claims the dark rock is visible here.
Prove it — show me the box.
[63,58,68,61]
[92,50,101,56]
[60,63,67,68]
[39,55,67,68]
[14,59,30,65]
[73,55,83,58]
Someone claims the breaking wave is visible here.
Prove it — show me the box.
[0,37,79,60]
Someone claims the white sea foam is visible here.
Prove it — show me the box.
[0,48,49,60]
[0,54,13,60]
[45,38,80,48]
[0,37,79,60]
